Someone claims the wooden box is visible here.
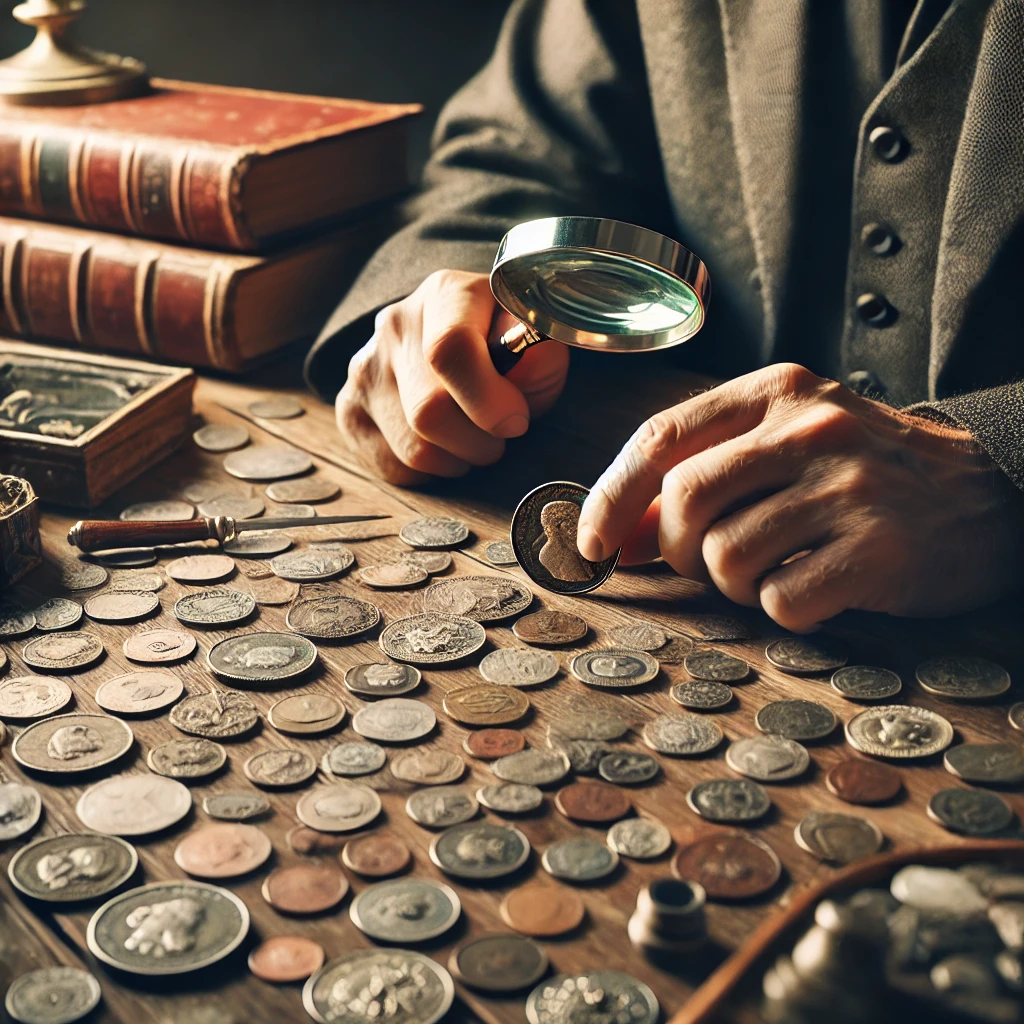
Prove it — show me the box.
[0,340,195,508]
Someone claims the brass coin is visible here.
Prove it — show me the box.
[22,631,104,672]
[265,477,340,503]
[248,396,305,419]
[166,554,236,585]
[193,422,250,452]
[148,737,226,780]
[443,684,529,726]
[268,693,346,735]
[342,832,411,877]
[261,862,348,914]
[500,883,585,937]
[0,675,73,719]
[247,577,300,605]
[84,591,160,624]
[672,832,781,900]
[223,445,313,481]
[358,562,428,589]
[793,811,884,864]
[13,713,133,774]
[174,822,272,878]
[390,748,465,785]
[123,628,197,664]
[825,758,902,804]
[554,781,631,823]
[244,749,317,788]
[462,728,526,760]
[95,670,183,716]
[512,609,589,646]
[296,783,382,833]
[248,936,325,984]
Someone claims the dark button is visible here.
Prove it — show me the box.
[869,125,908,163]
[860,222,900,257]
[846,370,885,397]
[856,292,895,327]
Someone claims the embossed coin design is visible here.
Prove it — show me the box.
[352,699,436,743]
[450,935,548,993]
[208,632,317,685]
[598,752,659,785]
[943,743,1024,786]
[22,632,104,672]
[927,788,1014,835]
[32,597,83,632]
[685,614,750,642]
[477,782,544,815]
[513,609,589,646]
[248,936,325,983]
[108,572,164,593]
[391,748,465,785]
[266,477,340,503]
[344,663,421,699]
[406,786,478,828]
[607,818,672,860]
[224,445,313,481]
[271,550,349,583]
[341,833,411,877]
[755,699,837,741]
[0,782,42,840]
[571,647,659,688]
[400,549,453,574]
[0,676,73,719]
[166,554,236,585]
[4,967,101,1024]
[296,783,382,833]
[322,741,387,777]
[399,516,469,549]
[555,781,631,824]
[286,594,378,640]
[84,591,159,624]
[684,650,750,682]
[672,832,782,900]
[268,693,346,735]
[794,811,884,864]
[262,862,347,914]
[95,670,183,715]
[348,878,461,942]
[223,531,293,558]
[915,655,1011,700]
[825,759,902,804]
[245,749,317,788]
[148,737,226,780]
[479,648,559,687]
[379,613,486,665]
[58,563,108,591]
[8,833,138,903]
[501,883,585,936]
[526,973,659,1024]
[429,821,530,880]
[203,792,270,821]
[765,636,848,674]
[687,779,771,823]
[14,714,133,774]
[174,822,271,878]
[173,589,255,628]
[170,690,259,739]
[671,680,734,711]
[358,562,428,589]
[643,714,723,756]
[485,539,517,565]
[443,684,529,726]
[76,775,192,836]
[830,665,903,701]
[542,837,618,882]
[493,748,571,786]
[123,628,196,664]
[725,735,810,781]
[608,621,667,651]
[845,704,954,759]
[463,728,525,760]
[422,574,532,622]
[547,735,611,775]
[0,602,35,637]
[247,577,299,605]
[193,422,250,452]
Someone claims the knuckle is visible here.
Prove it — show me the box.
[766,361,818,395]
[393,432,436,474]
[374,302,403,337]
[760,576,809,631]
[346,344,376,391]
[701,526,740,579]
[423,324,470,375]
[839,461,882,502]
[632,411,683,468]
[407,388,450,436]
[788,405,862,454]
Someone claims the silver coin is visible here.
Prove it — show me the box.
[527,972,658,1024]
[148,737,226,780]
[8,833,138,904]
[765,636,848,674]
[399,516,469,549]
[670,680,734,710]
[794,811,884,864]
[642,714,723,756]
[0,782,42,840]
[725,734,811,781]
[916,655,1011,700]
[492,748,571,786]
[429,821,530,879]
[193,422,250,452]
[32,597,82,632]
[196,495,265,520]
[378,613,485,665]
[400,549,453,574]
[831,665,903,701]
[606,818,672,859]
[270,549,349,582]
[223,531,292,557]
[685,614,751,641]
[322,741,387,777]
[571,647,659,688]
[422,574,532,622]
[13,713,133,774]
[889,865,990,915]
[166,554,235,584]
[1009,703,1024,731]
[684,650,750,682]
[169,690,259,739]
[58,564,108,591]
[76,775,192,836]
[223,445,313,481]
[0,676,73,719]
[755,699,837,741]
[5,966,101,1024]
[358,562,429,589]
[248,395,304,419]
[181,480,226,503]
[174,588,256,627]
[450,935,549,994]
[88,548,157,569]
[406,786,478,828]
[344,663,421,699]
[479,648,559,687]
[268,503,317,518]
[86,880,249,975]
[547,736,612,774]
[119,500,194,522]
[202,792,270,821]
[84,591,159,624]
[352,698,435,743]
[542,837,618,882]
[845,704,954,759]
[297,783,382,833]
[485,539,516,565]
[22,631,104,672]
[598,752,659,785]
[244,748,317,788]
[476,782,544,814]
[108,572,164,593]
[207,632,317,684]
[286,594,379,640]
[552,710,628,741]
[687,778,771,822]
[927,788,1014,834]
[349,878,461,944]
[607,621,667,651]
[266,477,340,503]
[943,743,1024,785]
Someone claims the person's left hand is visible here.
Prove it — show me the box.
[576,363,1024,631]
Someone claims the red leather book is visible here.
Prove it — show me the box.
[0,79,420,252]
[0,213,391,372]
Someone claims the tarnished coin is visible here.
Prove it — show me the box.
[358,562,428,589]
[349,878,461,942]
[463,728,525,760]
[1010,703,1024,731]
[86,880,248,974]
[406,786,478,828]
[450,934,548,993]
[13,713,133,774]
[725,734,810,781]
[831,665,903,701]
[501,883,585,937]
[182,480,226,503]
[266,477,339,503]
[485,539,517,565]
[552,709,628,741]
[203,792,269,821]
[794,811,884,864]
[249,936,325,983]
[248,395,304,419]
[916,655,1011,700]
[399,516,469,549]
[265,502,316,518]
[479,648,559,687]
[174,588,255,627]
[223,531,292,557]
[608,621,667,651]
[271,550,349,583]
[571,647,659,688]
[196,495,265,520]
[32,597,82,632]
[643,714,723,756]
[422,574,532,622]
[268,693,346,735]
[845,704,954,758]
[148,737,226,780]
[322,741,387,777]
[542,837,618,882]
[547,736,611,775]
[684,650,750,682]
[235,558,273,579]
[527,973,658,1024]
[342,832,411,877]
[123,628,196,663]
[755,699,837,741]
[84,591,159,624]
[22,631,103,672]
[297,782,382,832]
[170,690,259,739]
[598,752,659,785]
[672,832,782,900]
[513,609,589,646]
[174,822,271,878]
[286,595,378,641]
[58,563,108,591]
[120,500,194,522]
[607,817,672,859]
[477,782,544,814]
[193,422,249,452]
[4,966,101,1024]
[166,554,235,585]
[400,549,453,574]
[555,781,630,823]
[303,949,455,1024]
[224,445,312,481]
[443,684,529,726]
[247,576,299,605]
[765,636,848,674]
[687,778,771,822]
[511,481,619,594]
[684,614,750,642]
[429,821,530,879]
[244,749,317,788]
[0,782,42,840]
[944,743,1024,785]
[108,572,164,593]
[379,613,485,665]
[262,862,347,914]
[653,635,697,663]
[352,698,436,743]
[344,663,420,699]
[825,759,902,805]
[928,788,1014,834]
[8,833,137,903]
[89,548,157,569]
[0,675,73,718]
[208,632,317,684]
[76,774,191,835]
[391,748,465,785]
[493,748,571,786]
[671,680,734,710]
[0,602,35,637]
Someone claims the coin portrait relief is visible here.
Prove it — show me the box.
[538,501,593,583]
[125,897,203,957]
[37,844,116,892]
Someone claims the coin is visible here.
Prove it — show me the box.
[607,818,672,861]
[845,704,954,758]
[303,949,454,1024]
[174,822,271,878]
[571,647,659,688]
[268,693,346,735]
[643,713,723,756]
[77,774,191,835]
[672,832,781,899]
[755,699,837,741]
[248,395,304,419]
[927,788,1014,834]
[271,550,349,583]
[399,516,469,549]
[261,861,348,914]
[344,662,420,699]
[429,821,530,879]
[342,832,411,877]
[223,531,293,557]
[352,698,436,743]
[725,734,810,781]
[203,792,269,821]
[391,748,465,785]
[0,602,35,637]
[916,655,1011,700]
[378,613,486,665]
[501,883,584,936]
[22,631,103,672]
[170,690,259,739]
[684,650,750,682]
[83,591,160,624]
[350,877,461,942]
[650,636,695,664]
[193,422,249,452]
[485,539,517,565]
[462,728,525,760]
[0,676,73,718]
[208,632,317,685]
[119,499,194,522]
[598,751,659,785]
[1010,703,1024,731]
[406,786,478,828]
[4,966,101,1024]
[422,574,533,622]
[32,597,83,632]
[493,748,571,786]
[13,713,133,774]
[794,811,884,864]
[825,758,902,804]
[148,737,226,780]
[450,934,548,994]
[224,445,313,481]
[555,781,631,823]
[166,554,236,585]
[443,684,529,726]
[398,549,452,574]
[247,576,299,605]
[297,782,382,832]
[110,572,165,593]
[547,736,609,775]
[0,782,42,840]
[197,495,266,520]
[86,880,248,974]
[358,562,428,589]
[265,477,339,503]
[552,710,628,741]
[944,743,1024,785]
[477,782,544,814]
[286,595,378,640]
[123,628,196,663]
[244,748,317,788]
[89,548,158,569]
[542,837,618,882]
[671,680,734,710]
[527,972,659,1024]
[479,648,559,686]
[765,636,848,674]
[58,563,108,591]
[608,621,667,651]
[830,665,902,701]
[322,741,387,776]
[249,936,325,983]
[173,589,256,628]
[687,778,771,822]
[513,609,588,646]
[8,833,138,903]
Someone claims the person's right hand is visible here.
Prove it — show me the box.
[335,270,571,484]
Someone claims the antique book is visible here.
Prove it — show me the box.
[0,212,391,372]
[0,79,420,251]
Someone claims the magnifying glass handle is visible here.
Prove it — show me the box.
[487,320,546,375]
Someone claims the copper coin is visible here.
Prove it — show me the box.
[286,825,344,856]
[442,684,529,726]
[554,781,631,823]
[512,609,589,646]
[173,822,272,878]
[341,832,412,877]
[123,628,197,663]
[166,554,236,584]
[462,728,526,760]
[825,758,902,805]
[672,832,781,900]
[261,861,348,914]
[248,935,325,983]
[500,883,585,937]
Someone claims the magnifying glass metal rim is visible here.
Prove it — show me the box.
[489,215,711,362]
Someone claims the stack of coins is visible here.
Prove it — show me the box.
[627,878,708,956]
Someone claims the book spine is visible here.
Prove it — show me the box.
[0,126,251,250]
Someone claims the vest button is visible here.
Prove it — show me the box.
[856,292,895,327]
[860,222,899,256]
[869,125,908,163]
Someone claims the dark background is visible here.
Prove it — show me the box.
[0,0,514,172]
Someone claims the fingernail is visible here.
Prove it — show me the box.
[576,522,606,562]
[494,414,528,439]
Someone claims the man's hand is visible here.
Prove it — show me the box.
[577,363,1023,631]
[335,270,570,485]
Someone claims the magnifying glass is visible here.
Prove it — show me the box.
[488,216,711,373]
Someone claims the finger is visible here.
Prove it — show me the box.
[507,339,571,416]
[619,496,662,565]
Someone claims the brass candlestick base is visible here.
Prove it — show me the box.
[0,0,148,106]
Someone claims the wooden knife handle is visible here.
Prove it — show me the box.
[67,518,220,552]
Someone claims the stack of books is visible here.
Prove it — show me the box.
[0,79,419,372]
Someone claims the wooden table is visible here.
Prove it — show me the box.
[1,348,1022,1024]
